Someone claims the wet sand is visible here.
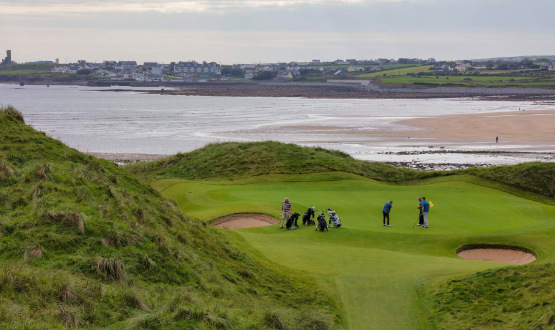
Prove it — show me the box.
[280,109,555,150]
[396,109,555,145]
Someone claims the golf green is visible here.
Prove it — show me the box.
[153,173,555,329]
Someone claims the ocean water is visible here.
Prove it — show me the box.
[0,84,551,165]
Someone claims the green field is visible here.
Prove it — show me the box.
[153,173,555,329]
[163,75,182,81]
[380,75,555,87]
[356,65,433,78]
[0,69,52,75]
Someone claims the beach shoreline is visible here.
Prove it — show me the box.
[4,81,555,100]
[89,108,555,169]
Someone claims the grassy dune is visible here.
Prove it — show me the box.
[0,109,339,329]
[131,142,555,329]
[128,141,555,200]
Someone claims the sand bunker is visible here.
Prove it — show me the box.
[210,213,278,229]
[457,244,536,265]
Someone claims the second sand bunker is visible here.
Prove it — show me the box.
[457,247,536,265]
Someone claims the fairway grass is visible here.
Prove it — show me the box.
[153,174,555,329]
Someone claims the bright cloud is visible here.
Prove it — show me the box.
[0,0,402,14]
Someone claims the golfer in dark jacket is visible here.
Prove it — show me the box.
[382,201,393,227]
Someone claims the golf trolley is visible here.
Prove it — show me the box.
[315,211,329,232]
[327,209,342,228]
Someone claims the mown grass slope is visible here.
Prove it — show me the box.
[130,141,554,329]
[128,141,555,199]
[152,174,555,329]
[0,108,339,329]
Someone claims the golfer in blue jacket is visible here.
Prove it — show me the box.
[382,201,393,227]
[421,197,430,228]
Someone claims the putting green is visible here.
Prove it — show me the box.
[153,173,555,329]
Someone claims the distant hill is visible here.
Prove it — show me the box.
[472,55,555,62]
[0,108,338,329]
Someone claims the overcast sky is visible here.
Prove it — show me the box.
[1,0,554,64]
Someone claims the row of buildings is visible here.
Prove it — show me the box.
[45,57,555,82]
[51,60,220,81]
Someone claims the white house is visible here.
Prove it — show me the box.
[347,66,365,72]
[174,61,219,77]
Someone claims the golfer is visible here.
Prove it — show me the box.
[382,200,393,227]
[280,197,292,229]
[417,197,424,226]
[421,197,430,228]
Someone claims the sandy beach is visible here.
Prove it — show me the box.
[278,109,555,151]
[396,109,555,146]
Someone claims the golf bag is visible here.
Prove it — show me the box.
[286,212,300,230]
[316,212,328,232]
[327,209,342,228]
[302,207,316,226]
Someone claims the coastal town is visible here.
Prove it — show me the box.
[1,49,554,85]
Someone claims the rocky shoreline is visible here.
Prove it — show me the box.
[148,83,555,100]
[82,81,555,100]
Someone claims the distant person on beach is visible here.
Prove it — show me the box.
[382,201,393,227]
[417,197,424,226]
[496,136,499,143]
[281,197,292,229]
[421,197,430,228]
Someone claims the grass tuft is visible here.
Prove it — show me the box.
[0,159,16,182]
[142,254,156,270]
[57,284,77,303]
[34,163,51,180]
[102,231,138,248]
[263,311,287,329]
[31,183,43,200]
[93,257,126,282]
[26,244,44,260]
[0,105,24,123]
[44,211,85,234]
[125,293,149,311]
[59,307,79,328]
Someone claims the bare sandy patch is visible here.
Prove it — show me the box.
[210,213,278,229]
[457,245,536,265]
